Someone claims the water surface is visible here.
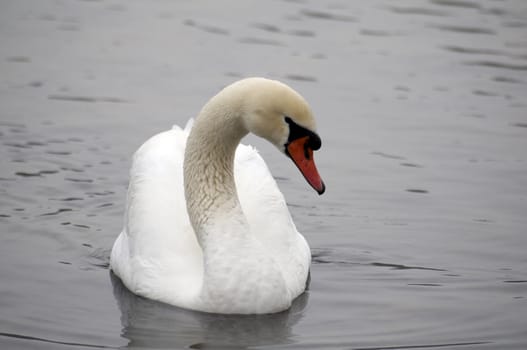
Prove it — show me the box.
[1,0,526,349]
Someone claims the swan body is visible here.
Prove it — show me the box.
[110,78,324,314]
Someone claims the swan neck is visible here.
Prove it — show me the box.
[183,98,248,246]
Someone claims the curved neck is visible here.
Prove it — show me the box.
[183,98,249,248]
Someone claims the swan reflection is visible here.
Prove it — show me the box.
[111,272,308,349]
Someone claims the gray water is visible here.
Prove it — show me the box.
[1,0,526,349]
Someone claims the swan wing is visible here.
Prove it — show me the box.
[234,144,311,298]
[110,123,202,305]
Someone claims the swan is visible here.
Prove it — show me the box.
[110,77,325,314]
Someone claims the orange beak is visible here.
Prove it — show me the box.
[286,136,325,195]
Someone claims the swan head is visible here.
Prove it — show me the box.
[230,78,325,195]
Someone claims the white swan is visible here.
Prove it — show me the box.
[110,78,324,314]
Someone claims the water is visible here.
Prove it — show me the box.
[1,0,526,349]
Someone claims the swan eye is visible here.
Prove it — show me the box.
[303,139,311,160]
[284,116,321,151]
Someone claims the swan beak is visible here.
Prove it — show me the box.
[286,136,325,195]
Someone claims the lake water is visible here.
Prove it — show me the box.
[1,0,526,349]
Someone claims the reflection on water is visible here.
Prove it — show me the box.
[111,273,308,349]
[1,0,527,349]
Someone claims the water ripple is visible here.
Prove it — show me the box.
[433,24,496,35]
[360,29,394,37]
[15,170,58,177]
[351,341,492,350]
[287,29,315,37]
[465,60,527,71]
[400,163,424,168]
[40,208,73,216]
[251,22,281,33]
[0,332,117,349]
[285,74,318,82]
[65,177,93,183]
[48,95,128,103]
[442,45,502,55]
[183,19,230,35]
[371,262,447,272]
[406,189,429,194]
[300,9,356,22]
[430,0,481,9]
[51,197,84,201]
[238,37,284,46]
[389,6,448,17]
[372,151,407,160]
